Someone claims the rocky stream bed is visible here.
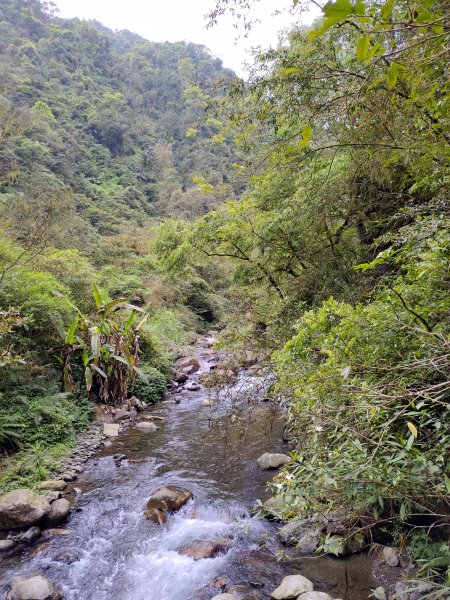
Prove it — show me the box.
[0,335,404,599]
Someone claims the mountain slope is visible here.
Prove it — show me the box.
[0,0,239,246]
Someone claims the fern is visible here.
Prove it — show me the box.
[0,396,27,450]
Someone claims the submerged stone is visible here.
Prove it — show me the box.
[103,423,120,437]
[144,486,192,524]
[177,537,232,560]
[135,421,158,432]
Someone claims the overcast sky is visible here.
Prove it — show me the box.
[53,0,320,77]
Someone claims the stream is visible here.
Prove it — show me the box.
[0,336,377,599]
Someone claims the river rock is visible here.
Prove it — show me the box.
[16,526,41,544]
[322,511,352,535]
[256,453,291,470]
[0,539,15,551]
[294,526,323,555]
[381,545,400,567]
[211,595,236,600]
[47,499,71,525]
[323,532,365,556]
[212,577,230,590]
[271,575,314,599]
[178,537,232,560]
[298,593,333,600]
[371,588,387,600]
[129,396,146,411]
[38,480,67,492]
[226,584,265,599]
[145,506,166,524]
[175,372,189,384]
[176,357,201,372]
[0,489,50,529]
[278,519,314,544]
[278,519,322,554]
[184,382,200,391]
[145,486,193,524]
[7,575,62,600]
[103,423,120,437]
[113,408,130,421]
[262,496,284,518]
[135,421,158,432]
[41,491,61,502]
[394,580,433,600]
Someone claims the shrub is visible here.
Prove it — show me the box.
[0,391,93,452]
[273,226,450,532]
[131,364,166,404]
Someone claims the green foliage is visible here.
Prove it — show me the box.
[205,2,449,590]
[0,392,92,451]
[61,284,148,406]
[0,308,28,367]
[274,226,450,526]
[130,363,166,404]
[0,258,74,350]
[0,0,239,237]
[408,531,450,586]
[0,441,72,494]
[0,391,93,492]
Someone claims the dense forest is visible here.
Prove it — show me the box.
[0,0,236,487]
[0,0,449,595]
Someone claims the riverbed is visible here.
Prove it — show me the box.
[0,338,378,599]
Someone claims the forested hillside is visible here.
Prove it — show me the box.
[0,0,239,232]
[0,0,235,489]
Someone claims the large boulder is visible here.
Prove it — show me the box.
[47,499,71,525]
[7,575,62,600]
[0,489,50,530]
[256,453,291,470]
[144,486,192,524]
[271,575,314,599]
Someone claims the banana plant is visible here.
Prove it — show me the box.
[60,284,148,405]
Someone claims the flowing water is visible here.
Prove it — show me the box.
[0,338,377,599]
